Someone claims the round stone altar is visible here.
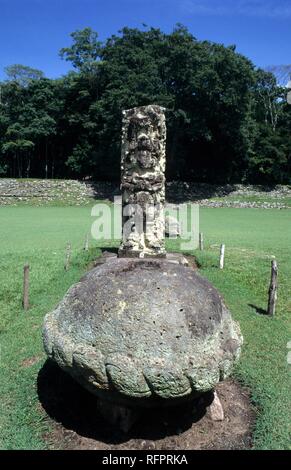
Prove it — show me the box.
[43,258,243,408]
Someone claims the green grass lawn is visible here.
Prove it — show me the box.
[0,205,290,449]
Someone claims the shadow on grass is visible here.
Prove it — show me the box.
[37,360,211,445]
[248,304,268,316]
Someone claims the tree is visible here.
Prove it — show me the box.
[59,27,102,73]
[0,25,290,184]
[254,69,285,131]
[78,25,256,182]
[2,123,34,177]
[0,76,58,177]
[4,64,44,87]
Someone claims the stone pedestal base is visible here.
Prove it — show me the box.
[118,248,166,259]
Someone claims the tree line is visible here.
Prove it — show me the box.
[0,25,290,184]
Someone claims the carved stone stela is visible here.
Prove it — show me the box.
[119,105,166,258]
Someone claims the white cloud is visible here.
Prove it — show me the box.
[182,0,291,19]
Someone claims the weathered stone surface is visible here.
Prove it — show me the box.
[119,105,166,258]
[165,252,189,266]
[165,215,181,238]
[210,391,224,421]
[43,258,243,407]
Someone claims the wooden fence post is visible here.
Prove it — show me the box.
[22,264,30,310]
[267,259,278,316]
[219,244,225,269]
[64,242,71,271]
[199,232,204,251]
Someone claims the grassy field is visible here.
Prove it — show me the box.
[0,205,290,449]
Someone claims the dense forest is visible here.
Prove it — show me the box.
[0,25,290,183]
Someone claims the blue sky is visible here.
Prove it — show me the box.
[0,0,290,80]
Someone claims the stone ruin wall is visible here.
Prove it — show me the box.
[0,180,290,209]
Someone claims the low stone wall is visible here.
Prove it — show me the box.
[0,179,119,205]
[166,182,291,208]
[0,179,290,208]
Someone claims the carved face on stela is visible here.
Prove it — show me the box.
[127,111,160,170]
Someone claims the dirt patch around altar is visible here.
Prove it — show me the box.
[38,360,256,450]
